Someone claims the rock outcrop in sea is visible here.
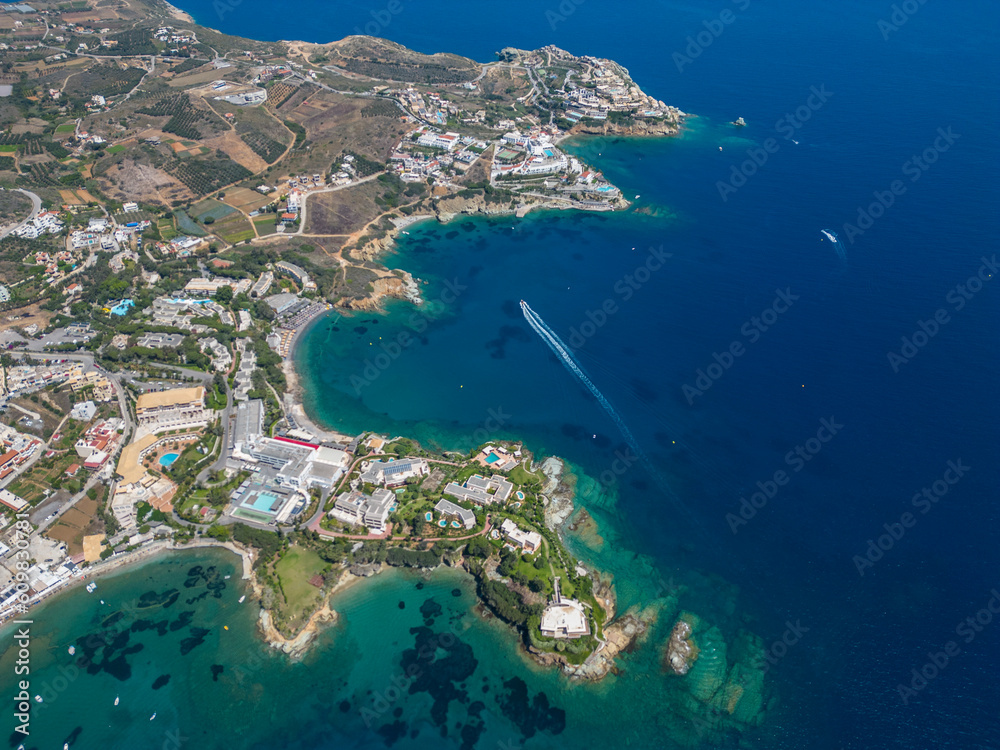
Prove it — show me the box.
[661,611,769,733]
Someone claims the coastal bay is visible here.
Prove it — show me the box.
[0,0,996,749]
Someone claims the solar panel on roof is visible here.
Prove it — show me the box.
[383,461,413,476]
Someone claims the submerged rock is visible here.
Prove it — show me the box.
[662,611,768,732]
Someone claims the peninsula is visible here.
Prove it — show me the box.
[0,0,768,737]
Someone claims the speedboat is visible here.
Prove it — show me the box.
[150,712,156,721]
[68,645,75,655]
[86,582,97,593]
[114,695,119,706]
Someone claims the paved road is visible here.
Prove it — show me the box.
[199,381,234,483]
[0,189,42,239]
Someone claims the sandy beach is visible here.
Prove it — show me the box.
[281,310,357,445]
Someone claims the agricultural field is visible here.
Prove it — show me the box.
[157,216,178,240]
[174,210,207,236]
[264,81,298,111]
[58,188,99,204]
[154,137,206,161]
[212,212,254,245]
[136,94,228,141]
[190,197,238,223]
[209,100,292,166]
[252,214,277,236]
[220,186,273,213]
[167,153,253,196]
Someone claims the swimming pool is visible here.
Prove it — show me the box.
[249,492,279,513]
[159,453,179,467]
[516,491,525,500]
[486,453,500,464]
[425,512,434,522]
[108,299,134,316]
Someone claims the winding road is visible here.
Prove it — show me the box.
[0,189,42,239]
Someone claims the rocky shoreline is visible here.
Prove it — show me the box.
[340,187,629,311]
[259,604,337,658]
[568,116,685,138]
[529,458,667,680]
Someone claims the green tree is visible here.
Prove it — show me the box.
[214,285,233,304]
[207,524,230,541]
[464,536,491,559]
[252,300,275,321]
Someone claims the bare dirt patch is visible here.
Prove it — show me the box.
[306,180,386,236]
[0,303,53,334]
[99,158,193,205]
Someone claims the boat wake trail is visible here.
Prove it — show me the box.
[519,299,701,526]
[521,300,646,462]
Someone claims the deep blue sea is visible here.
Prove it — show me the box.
[4,1,998,748]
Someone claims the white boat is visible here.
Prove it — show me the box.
[150,712,156,721]
[114,695,119,706]
[33,695,42,703]
[63,744,68,750]
[820,229,838,243]
[86,582,97,593]
[68,645,75,655]
[238,595,246,603]
[224,575,231,580]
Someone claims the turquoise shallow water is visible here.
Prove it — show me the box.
[3,0,998,747]
[2,542,770,750]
